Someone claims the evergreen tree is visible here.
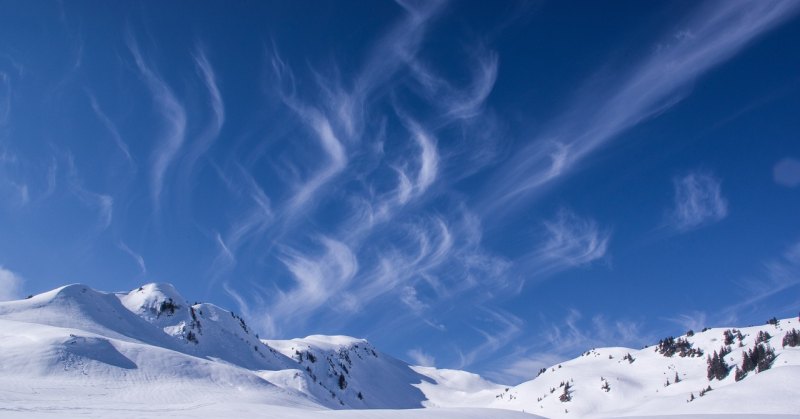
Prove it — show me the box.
[601,381,610,392]
[559,382,572,402]
[734,366,746,382]
[706,350,729,381]
[782,329,800,348]
[741,349,755,373]
[756,345,776,373]
[719,345,731,357]
[723,329,735,345]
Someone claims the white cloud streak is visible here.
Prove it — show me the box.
[459,307,523,369]
[408,46,499,122]
[265,236,358,335]
[724,240,800,320]
[407,119,439,195]
[522,209,610,279]
[117,241,146,276]
[87,92,134,167]
[66,153,113,230]
[493,352,564,384]
[0,266,23,301]
[288,112,348,212]
[180,47,224,187]
[127,34,187,211]
[664,310,708,334]
[773,157,800,187]
[0,180,28,207]
[207,164,273,284]
[669,170,727,231]
[352,0,445,107]
[489,309,647,383]
[550,310,644,355]
[407,348,436,367]
[0,71,10,126]
[486,1,800,211]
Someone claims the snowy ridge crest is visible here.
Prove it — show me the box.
[0,282,799,418]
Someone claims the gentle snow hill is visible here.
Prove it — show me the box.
[0,284,180,349]
[410,366,508,408]
[489,318,800,418]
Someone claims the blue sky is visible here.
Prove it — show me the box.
[1,0,799,383]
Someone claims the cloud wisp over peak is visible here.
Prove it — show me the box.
[0,266,23,301]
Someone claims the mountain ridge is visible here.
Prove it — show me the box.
[1,282,798,418]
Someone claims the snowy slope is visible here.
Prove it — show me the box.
[488,319,800,418]
[0,284,181,349]
[0,284,322,410]
[266,335,432,409]
[411,366,507,408]
[119,283,295,371]
[0,282,528,417]
[1,282,799,418]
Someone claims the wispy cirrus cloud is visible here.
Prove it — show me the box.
[0,71,10,126]
[87,92,134,169]
[0,148,49,208]
[664,310,708,334]
[492,352,564,384]
[0,266,23,301]
[667,170,727,232]
[489,309,648,383]
[127,33,187,211]
[179,46,224,192]
[407,44,499,122]
[522,209,610,279]
[263,236,358,335]
[773,157,800,187]
[723,240,800,322]
[289,112,348,213]
[484,1,800,213]
[0,180,28,208]
[117,241,146,276]
[268,51,349,216]
[404,118,439,196]
[206,163,274,288]
[458,307,523,369]
[66,153,113,230]
[407,347,436,367]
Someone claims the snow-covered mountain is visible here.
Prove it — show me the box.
[485,319,800,418]
[1,282,798,418]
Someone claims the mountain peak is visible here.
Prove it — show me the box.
[119,282,187,320]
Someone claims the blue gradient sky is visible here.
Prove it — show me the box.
[1,0,799,383]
